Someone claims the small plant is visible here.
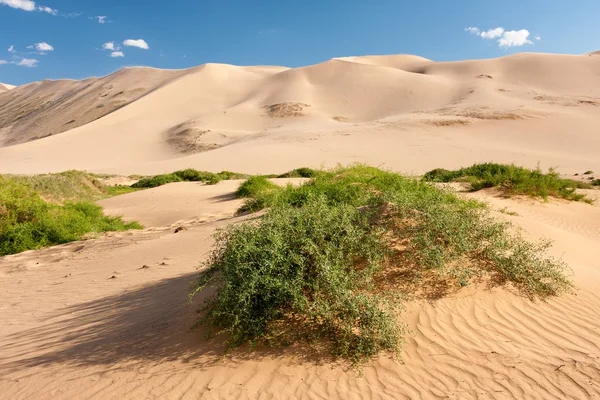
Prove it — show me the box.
[192,165,572,363]
[583,171,594,175]
[499,207,519,216]
[423,163,590,202]
[277,167,321,179]
[235,176,281,198]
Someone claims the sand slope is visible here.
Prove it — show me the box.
[1,182,599,399]
[0,83,15,93]
[0,52,599,175]
[0,68,187,146]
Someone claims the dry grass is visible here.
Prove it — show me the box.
[425,118,471,127]
[264,102,310,118]
[164,126,220,154]
[333,116,349,122]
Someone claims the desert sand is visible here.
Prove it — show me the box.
[1,53,600,399]
[0,52,599,175]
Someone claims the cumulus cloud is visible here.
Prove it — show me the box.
[110,51,124,58]
[466,26,535,48]
[123,39,149,50]
[8,45,16,53]
[102,42,116,51]
[498,30,533,48]
[16,58,39,67]
[0,0,36,11]
[0,60,8,65]
[95,15,107,23]
[534,35,542,41]
[34,42,54,52]
[0,0,58,14]
[480,27,505,39]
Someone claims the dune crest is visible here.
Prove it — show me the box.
[0,52,599,176]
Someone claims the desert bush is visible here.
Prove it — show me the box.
[0,177,141,256]
[423,163,590,202]
[131,169,248,188]
[192,165,571,362]
[277,167,321,178]
[235,176,281,198]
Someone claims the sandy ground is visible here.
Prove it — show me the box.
[1,52,600,399]
[1,181,599,400]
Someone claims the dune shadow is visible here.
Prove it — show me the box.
[1,272,334,374]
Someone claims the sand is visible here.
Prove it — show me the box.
[0,52,599,175]
[1,181,599,399]
[1,52,600,399]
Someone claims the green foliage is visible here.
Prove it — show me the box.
[5,170,138,202]
[583,170,594,175]
[131,169,248,188]
[277,167,322,178]
[0,177,141,256]
[423,163,590,202]
[235,176,281,198]
[193,165,572,362]
[592,179,600,186]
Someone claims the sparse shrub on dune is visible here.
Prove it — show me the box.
[131,169,248,188]
[0,177,141,256]
[423,163,591,202]
[191,165,572,363]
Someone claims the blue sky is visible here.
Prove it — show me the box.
[1,0,599,85]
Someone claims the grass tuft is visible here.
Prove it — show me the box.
[423,163,591,202]
[235,176,280,198]
[192,164,572,363]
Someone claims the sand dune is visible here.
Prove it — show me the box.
[1,182,599,399]
[0,83,15,92]
[0,52,599,175]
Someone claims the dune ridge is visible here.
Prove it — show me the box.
[0,52,599,175]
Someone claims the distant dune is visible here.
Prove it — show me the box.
[0,83,15,92]
[0,52,599,175]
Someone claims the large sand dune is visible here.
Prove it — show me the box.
[0,52,599,175]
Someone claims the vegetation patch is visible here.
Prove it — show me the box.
[4,170,138,203]
[191,165,572,363]
[131,169,248,189]
[0,177,141,256]
[423,163,591,202]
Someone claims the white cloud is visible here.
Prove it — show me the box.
[480,27,505,39]
[110,51,124,58]
[16,58,38,67]
[0,0,58,14]
[34,42,54,52]
[8,45,15,53]
[102,42,116,51]
[123,39,149,50]
[498,29,533,48]
[0,60,8,65]
[466,26,536,48]
[95,15,107,24]
[37,5,56,14]
[0,0,36,11]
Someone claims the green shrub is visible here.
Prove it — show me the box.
[423,163,590,202]
[592,179,600,186]
[131,169,248,188]
[192,165,571,362]
[277,167,321,178]
[0,177,141,256]
[235,176,281,198]
[583,170,594,175]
